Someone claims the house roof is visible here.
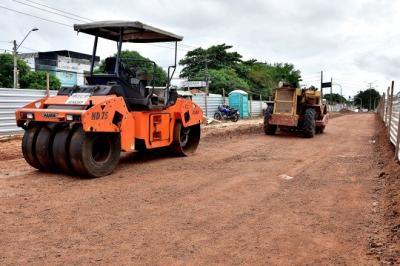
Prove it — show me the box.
[20,50,100,62]
[229,89,248,95]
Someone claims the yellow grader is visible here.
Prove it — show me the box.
[263,84,328,138]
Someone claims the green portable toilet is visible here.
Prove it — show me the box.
[228,90,249,118]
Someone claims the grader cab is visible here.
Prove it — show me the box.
[263,84,328,138]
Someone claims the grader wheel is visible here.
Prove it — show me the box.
[263,106,277,135]
[69,127,121,178]
[303,108,316,138]
[171,122,200,156]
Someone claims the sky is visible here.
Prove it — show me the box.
[0,0,399,98]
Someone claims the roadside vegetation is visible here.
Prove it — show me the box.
[0,53,60,89]
[179,43,302,97]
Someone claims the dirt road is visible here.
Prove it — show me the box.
[0,114,381,265]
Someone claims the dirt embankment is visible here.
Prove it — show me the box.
[370,117,400,264]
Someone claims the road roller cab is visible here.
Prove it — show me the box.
[15,21,203,178]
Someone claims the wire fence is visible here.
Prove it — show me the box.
[376,81,400,160]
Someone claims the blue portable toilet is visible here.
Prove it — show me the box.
[228,90,249,118]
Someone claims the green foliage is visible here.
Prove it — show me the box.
[353,89,381,110]
[0,53,30,88]
[179,44,242,78]
[208,68,249,95]
[323,93,348,104]
[96,50,167,86]
[264,63,302,88]
[244,63,274,97]
[19,71,61,90]
[179,44,302,97]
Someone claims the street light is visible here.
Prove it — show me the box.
[332,82,343,106]
[13,28,39,88]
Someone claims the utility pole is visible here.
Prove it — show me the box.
[13,40,17,88]
[204,55,209,94]
[367,82,373,111]
[12,28,39,89]
[330,77,333,105]
[320,70,323,98]
[46,72,50,96]
[204,54,209,116]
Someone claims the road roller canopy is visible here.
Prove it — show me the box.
[74,21,183,43]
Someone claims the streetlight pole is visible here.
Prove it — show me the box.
[13,28,39,88]
[13,40,17,89]
[332,82,343,106]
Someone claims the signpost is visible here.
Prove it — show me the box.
[321,81,332,104]
[182,81,207,88]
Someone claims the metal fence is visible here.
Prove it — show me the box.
[192,93,267,118]
[0,88,56,135]
[377,81,400,160]
[327,104,354,112]
[0,89,267,135]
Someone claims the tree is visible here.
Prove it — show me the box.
[243,62,301,97]
[19,71,61,90]
[323,93,347,104]
[263,62,302,88]
[179,43,242,79]
[207,68,250,95]
[179,44,302,97]
[245,63,274,97]
[0,52,61,89]
[0,53,30,88]
[96,50,167,86]
[353,89,381,110]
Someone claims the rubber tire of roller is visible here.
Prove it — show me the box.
[69,127,121,178]
[22,126,43,170]
[171,122,200,156]
[52,126,74,174]
[35,125,58,172]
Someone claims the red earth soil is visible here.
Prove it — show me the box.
[0,113,397,265]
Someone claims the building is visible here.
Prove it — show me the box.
[20,50,100,87]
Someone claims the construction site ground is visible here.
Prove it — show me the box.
[1,113,400,265]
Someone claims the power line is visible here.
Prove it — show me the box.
[0,4,72,28]
[13,0,89,23]
[2,5,193,53]
[22,0,93,22]
[6,1,197,55]
[1,49,14,53]
[16,0,195,52]
[19,45,39,52]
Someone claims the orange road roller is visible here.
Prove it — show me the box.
[15,21,203,177]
